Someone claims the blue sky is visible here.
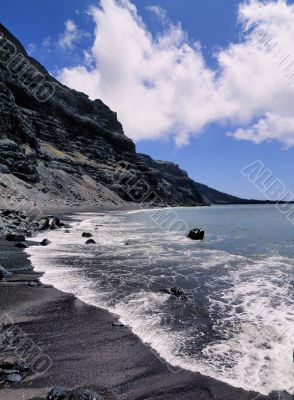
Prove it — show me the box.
[1,0,294,200]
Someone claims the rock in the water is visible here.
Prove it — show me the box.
[85,239,96,245]
[0,266,13,281]
[47,387,67,400]
[6,233,26,242]
[40,239,51,246]
[6,373,22,383]
[39,216,64,231]
[124,239,137,246]
[163,287,186,297]
[82,232,92,238]
[69,389,103,400]
[187,229,205,240]
[14,242,28,249]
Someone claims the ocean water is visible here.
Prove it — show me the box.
[26,205,294,395]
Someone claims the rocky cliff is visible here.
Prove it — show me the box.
[0,23,256,210]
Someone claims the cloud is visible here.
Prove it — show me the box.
[57,0,294,147]
[41,36,53,51]
[27,43,36,55]
[58,19,89,50]
[146,5,168,24]
[232,113,294,147]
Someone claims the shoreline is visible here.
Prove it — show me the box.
[0,210,274,400]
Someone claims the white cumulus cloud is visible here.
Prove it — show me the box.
[57,0,294,147]
[58,19,89,50]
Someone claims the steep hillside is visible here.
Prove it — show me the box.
[0,23,254,210]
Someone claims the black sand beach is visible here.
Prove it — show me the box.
[0,214,274,400]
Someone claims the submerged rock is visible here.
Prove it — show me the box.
[124,239,138,246]
[82,232,92,238]
[47,387,67,400]
[85,239,96,245]
[187,229,205,241]
[40,239,51,246]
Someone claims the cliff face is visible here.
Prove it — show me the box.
[0,23,250,209]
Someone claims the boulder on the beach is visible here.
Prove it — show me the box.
[40,239,51,246]
[6,373,22,383]
[5,233,26,242]
[0,266,13,281]
[47,387,67,400]
[69,389,104,400]
[0,360,29,372]
[82,232,92,238]
[187,229,204,241]
[85,239,96,245]
[14,242,28,249]
[162,287,186,298]
[39,216,64,231]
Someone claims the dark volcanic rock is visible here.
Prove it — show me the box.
[14,242,28,248]
[82,232,92,238]
[187,229,205,240]
[0,210,31,237]
[39,216,64,231]
[0,23,257,208]
[40,239,51,246]
[0,210,68,240]
[85,239,96,245]
[0,360,29,372]
[6,233,26,242]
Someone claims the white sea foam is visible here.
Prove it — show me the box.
[26,208,294,395]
